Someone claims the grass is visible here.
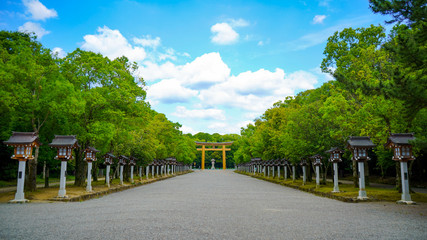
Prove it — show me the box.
[236,171,427,203]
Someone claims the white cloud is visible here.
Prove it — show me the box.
[313,15,326,24]
[139,52,230,88]
[172,106,226,120]
[23,0,57,21]
[81,26,146,62]
[179,52,230,87]
[147,79,198,103]
[211,23,239,45]
[52,47,66,58]
[207,120,254,134]
[158,48,177,61]
[198,68,318,113]
[138,61,180,81]
[258,41,264,46]
[133,35,161,49]
[18,21,49,39]
[229,18,249,27]
[180,125,199,135]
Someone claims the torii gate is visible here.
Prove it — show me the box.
[196,142,233,170]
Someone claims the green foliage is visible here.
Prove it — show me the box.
[0,31,197,183]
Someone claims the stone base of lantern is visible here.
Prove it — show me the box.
[9,199,29,203]
[397,200,416,205]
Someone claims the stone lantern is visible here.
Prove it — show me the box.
[129,156,136,183]
[3,132,41,202]
[49,135,79,198]
[83,147,99,192]
[103,153,115,187]
[211,158,216,169]
[347,136,375,200]
[118,155,128,185]
[385,133,416,204]
[326,147,343,193]
[310,154,323,188]
[300,159,308,185]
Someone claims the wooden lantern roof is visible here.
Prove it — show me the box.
[325,147,344,154]
[385,133,415,147]
[347,136,375,149]
[49,135,79,148]
[85,146,99,153]
[3,132,41,147]
[104,152,116,159]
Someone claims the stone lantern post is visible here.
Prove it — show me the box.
[282,159,289,181]
[49,135,79,198]
[83,147,99,192]
[129,156,136,183]
[3,132,41,202]
[104,153,115,187]
[385,133,416,204]
[300,159,308,185]
[310,154,323,188]
[211,159,215,169]
[118,155,128,185]
[347,136,375,200]
[326,147,343,192]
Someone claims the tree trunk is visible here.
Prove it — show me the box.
[44,166,49,188]
[93,162,98,181]
[124,164,130,182]
[353,160,358,188]
[25,146,39,191]
[74,149,86,186]
[322,164,327,184]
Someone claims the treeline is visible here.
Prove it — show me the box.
[0,31,197,190]
[233,0,426,185]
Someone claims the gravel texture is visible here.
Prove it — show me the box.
[0,170,426,240]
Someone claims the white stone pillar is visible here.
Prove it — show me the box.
[400,161,412,202]
[86,162,92,192]
[156,166,159,176]
[333,163,339,192]
[316,165,320,187]
[160,165,163,176]
[278,166,280,179]
[146,166,149,179]
[358,161,367,199]
[292,165,295,181]
[106,165,110,187]
[119,165,124,185]
[58,160,67,198]
[139,166,142,178]
[130,165,134,183]
[151,165,154,177]
[263,166,266,176]
[12,160,27,202]
[302,166,306,185]
[272,166,275,178]
[284,166,288,180]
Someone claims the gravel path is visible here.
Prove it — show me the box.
[0,170,426,240]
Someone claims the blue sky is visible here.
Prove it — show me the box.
[1,0,390,134]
